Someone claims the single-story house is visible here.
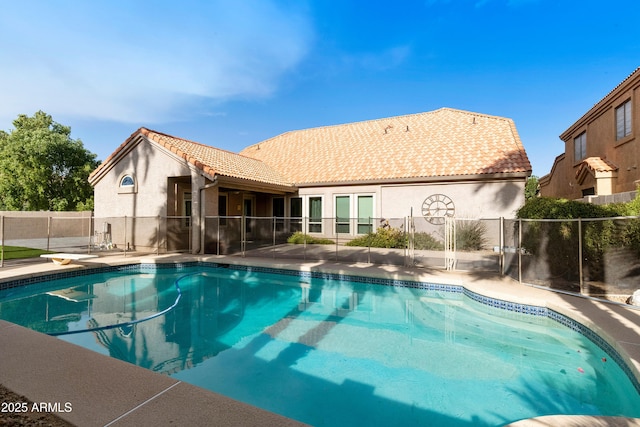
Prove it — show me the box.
[88,107,532,254]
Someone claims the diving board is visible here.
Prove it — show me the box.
[40,253,98,265]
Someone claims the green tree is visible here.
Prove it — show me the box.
[0,111,99,211]
[524,175,539,201]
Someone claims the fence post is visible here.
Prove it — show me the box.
[499,217,504,275]
[189,217,192,254]
[303,217,307,261]
[46,216,51,252]
[518,218,522,284]
[335,218,339,261]
[578,218,583,294]
[272,216,276,259]
[1,216,4,268]
[88,213,93,254]
[241,215,245,258]
[124,216,128,257]
[367,216,371,264]
[156,215,160,255]
[217,216,220,255]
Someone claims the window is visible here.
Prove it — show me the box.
[120,175,134,187]
[309,197,322,233]
[616,99,632,140]
[273,197,285,232]
[218,194,227,226]
[118,173,137,194]
[183,192,192,227]
[290,197,302,218]
[357,195,373,234]
[574,132,587,162]
[335,196,350,233]
[582,187,595,197]
[290,197,303,233]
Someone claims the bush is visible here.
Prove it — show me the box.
[516,197,620,219]
[456,221,488,251]
[287,232,334,244]
[346,226,407,249]
[516,195,640,281]
[413,232,444,250]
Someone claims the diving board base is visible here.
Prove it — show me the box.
[40,253,98,265]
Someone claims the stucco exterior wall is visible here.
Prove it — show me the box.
[541,68,640,199]
[293,178,525,237]
[93,139,193,219]
[380,180,524,220]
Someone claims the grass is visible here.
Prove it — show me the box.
[0,246,53,260]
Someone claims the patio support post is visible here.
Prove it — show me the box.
[578,218,583,294]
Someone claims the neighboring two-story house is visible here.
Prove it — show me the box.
[540,67,640,202]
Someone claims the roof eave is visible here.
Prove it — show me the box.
[217,176,297,194]
[88,129,147,186]
[296,171,531,188]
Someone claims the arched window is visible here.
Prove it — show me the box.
[120,175,135,187]
[118,173,137,194]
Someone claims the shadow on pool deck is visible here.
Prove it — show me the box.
[0,254,639,426]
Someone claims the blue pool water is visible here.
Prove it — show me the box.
[1,263,639,426]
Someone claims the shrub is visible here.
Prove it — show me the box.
[413,232,444,250]
[516,195,640,281]
[455,221,488,251]
[287,232,334,244]
[346,226,407,249]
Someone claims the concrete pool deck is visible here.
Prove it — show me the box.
[0,253,639,426]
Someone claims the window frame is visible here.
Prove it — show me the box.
[574,132,587,162]
[356,195,374,235]
[335,195,351,234]
[182,192,192,228]
[307,196,323,234]
[117,173,137,194]
[273,197,285,232]
[616,99,632,141]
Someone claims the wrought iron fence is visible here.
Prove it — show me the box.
[2,213,640,303]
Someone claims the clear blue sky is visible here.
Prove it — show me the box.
[1,0,639,177]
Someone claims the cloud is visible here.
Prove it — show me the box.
[0,0,313,125]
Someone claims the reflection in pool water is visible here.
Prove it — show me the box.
[1,264,639,427]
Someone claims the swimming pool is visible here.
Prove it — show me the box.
[0,262,639,426]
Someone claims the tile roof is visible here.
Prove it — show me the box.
[89,128,294,188]
[576,157,618,178]
[240,108,531,185]
[90,108,531,188]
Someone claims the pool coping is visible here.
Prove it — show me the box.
[1,253,639,426]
